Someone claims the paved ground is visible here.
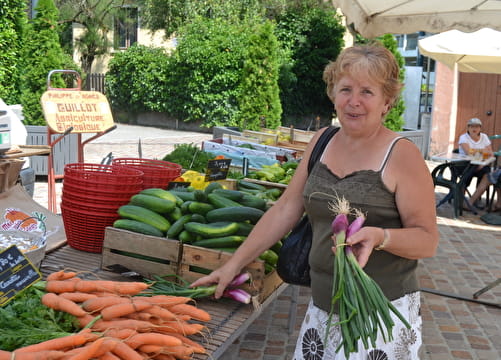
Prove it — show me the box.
[32,124,501,360]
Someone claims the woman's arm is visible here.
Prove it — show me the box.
[346,140,439,267]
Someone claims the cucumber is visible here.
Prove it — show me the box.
[190,213,207,223]
[204,181,224,194]
[193,189,208,202]
[113,219,164,237]
[180,201,193,214]
[188,201,214,215]
[206,206,264,224]
[191,235,246,248]
[259,249,278,266]
[239,193,267,210]
[178,230,195,243]
[169,190,196,202]
[212,189,244,201]
[166,214,192,239]
[117,205,171,233]
[207,193,242,208]
[129,194,176,214]
[235,222,254,236]
[237,179,267,191]
[166,206,183,222]
[270,239,283,254]
[184,221,240,238]
[140,188,179,204]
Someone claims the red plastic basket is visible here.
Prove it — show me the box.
[64,163,144,185]
[112,158,182,189]
[62,179,142,197]
[61,203,119,253]
[61,196,123,213]
[62,182,138,204]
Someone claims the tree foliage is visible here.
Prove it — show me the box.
[19,0,78,125]
[0,0,27,104]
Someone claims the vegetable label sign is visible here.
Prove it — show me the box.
[205,159,232,181]
[0,246,41,307]
[41,90,114,133]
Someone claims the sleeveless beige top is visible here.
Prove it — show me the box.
[304,136,418,313]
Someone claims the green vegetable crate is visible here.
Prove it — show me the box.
[101,227,284,305]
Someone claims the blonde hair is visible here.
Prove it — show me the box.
[323,44,403,109]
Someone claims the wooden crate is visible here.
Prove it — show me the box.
[101,227,180,278]
[179,244,283,304]
[241,130,278,145]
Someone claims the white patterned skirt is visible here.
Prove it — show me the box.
[293,292,422,360]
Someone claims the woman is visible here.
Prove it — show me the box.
[458,117,492,208]
[191,44,439,359]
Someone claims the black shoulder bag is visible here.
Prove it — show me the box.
[276,126,339,286]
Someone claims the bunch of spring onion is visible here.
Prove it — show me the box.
[141,273,252,304]
[326,198,411,357]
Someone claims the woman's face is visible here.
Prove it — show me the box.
[468,124,481,136]
[333,74,390,134]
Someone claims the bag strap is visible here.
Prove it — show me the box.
[307,126,339,174]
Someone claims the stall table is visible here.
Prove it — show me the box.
[39,244,289,360]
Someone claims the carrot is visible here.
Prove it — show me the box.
[99,352,121,360]
[59,292,98,303]
[141,305,177,321]
[161,345,194,359]
[150,354,176,360]
[63,337,106,360]
[168,303,211,322]
[90,318,154,333]
[124,333,183,349]
[155,321,205,336]
[46,270,78,281]
[46,280,149,295]
[76,314,96,328]
[102,328,138,340]
[111,341,144,360]
[166,333,206,354]
[15,333,89,353]
[82,296,130,313]
[12,350,67,359]
[100,299,152,321]
[42,293,87,317]
[141,295,193,308]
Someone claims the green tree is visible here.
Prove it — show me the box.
[0,0,27,104]
[19,0,78,125]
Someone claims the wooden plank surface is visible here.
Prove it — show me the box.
[39,244,288,359]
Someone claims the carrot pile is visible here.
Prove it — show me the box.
[4,270,211,360]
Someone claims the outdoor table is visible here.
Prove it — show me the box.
[430,152,495,214]
[39,244,290,359]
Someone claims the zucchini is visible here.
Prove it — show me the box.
[237,179,267,191]
[184,221,240,238]
[129,194,176,214]
[140,188,179,204]
[239,193,267,210]
[117,205,171,233]
[191,235,246,248]
[188,201,214,215]
[206,206,264,224]
[212,189,244,201]
[207,193,242,209]
[113,219,164,237]
[166,214,192,239]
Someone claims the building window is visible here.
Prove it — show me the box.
[114,7,138,50]
[405,33,418,50]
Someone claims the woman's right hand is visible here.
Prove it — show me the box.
[189,263,241,299]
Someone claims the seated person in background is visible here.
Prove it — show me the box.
[468,168,501,212]
[458,117,492,206]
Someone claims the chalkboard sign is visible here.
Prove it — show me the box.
[205,159,232,181]
[167,181,191,190]
[0,246,42,307]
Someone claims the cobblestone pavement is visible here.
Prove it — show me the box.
[32,126,501,360]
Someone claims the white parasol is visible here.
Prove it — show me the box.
[418,28,501,74]
[331,0,501,38]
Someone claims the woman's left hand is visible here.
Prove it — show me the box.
[335,226,382,268]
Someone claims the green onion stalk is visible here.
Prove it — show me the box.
[325,199,411,358]
[140,273,252,304]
